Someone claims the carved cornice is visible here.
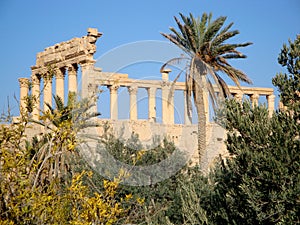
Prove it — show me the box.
[33,28,101,70]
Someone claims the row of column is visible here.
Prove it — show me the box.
[108,88,276,124]
[107,69,183,124]
[18,63,80,120]
[108,84,180,124]
[19,66,276,122]
[233,92,276,117]
[106,69,188,124]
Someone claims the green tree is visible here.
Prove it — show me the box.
[161,13,252,166]
[175,35,300,225]
[272,35,300,112]
[158,35,300,225]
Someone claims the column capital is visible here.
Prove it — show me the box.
[147,87,157,93]
[233,92,243,102]
[251,93,260,99]
[55,68,65,79]
[79,60,96,69]
[128,85,138,94]
[43,72,53,82]
[31,74,41,85]
[108,84,119,92]
[267,94,276,101]
[67,64,78,74]
[18,78,29,88]
[250,93,259,106]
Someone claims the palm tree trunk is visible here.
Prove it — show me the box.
[195,89,206,169]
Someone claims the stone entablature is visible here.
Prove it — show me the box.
[32,28,102,73]
[88,69,276,122]
[18,28,102,119]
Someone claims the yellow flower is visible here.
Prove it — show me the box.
[137,197,145,205]
[125,193,133,200]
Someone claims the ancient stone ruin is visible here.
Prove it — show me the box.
[17,28,276,168]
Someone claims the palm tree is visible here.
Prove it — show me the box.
[161,13,252,167]
[30,93,100,187]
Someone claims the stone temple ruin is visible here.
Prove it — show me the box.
[17,28,276,168]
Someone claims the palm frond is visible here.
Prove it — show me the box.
[189,13,200,47]
[160,56,188,73]
[203,16,227,44]
[217,22,234,36]
[206,65,230,98]
[198,13,208,45]
[174,16,190,48]
[185,72,193,119]
[215,73,231,97]
[45,102,54,114]
[53,95,64,111]
[161,33,192,56]
[222,53,247,59]
[184,24,198,53]
[207,79,218,112]
[168,69,185,106]
[211,30,239,49]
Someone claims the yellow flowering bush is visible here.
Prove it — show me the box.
[0,94,136,224]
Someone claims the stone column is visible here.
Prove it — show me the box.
[233,92,243,103]
[267,94,276,117]
[68,64,78,93]
[161,68,173,124]
[31,74,40,120]
[184,90,192,125]
[55,68,65,103]
[80,61,95,98]
[250,93,259,107]
[168,89,175,124]
[128,86,138,120]
[88,83,98,116]
[18,78,29,113]
[43,75,53,111]
[109,85,119,120]
[162,68,171,81]
[147,87,156,122]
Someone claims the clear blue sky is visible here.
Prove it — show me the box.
[0,0,299,116]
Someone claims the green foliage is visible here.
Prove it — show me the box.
[205,100,300,224]
[0,94,133,224]
[98,128,191,224]
[157,35,300,225]
[162,12,252,167]
[272,35,300,112]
